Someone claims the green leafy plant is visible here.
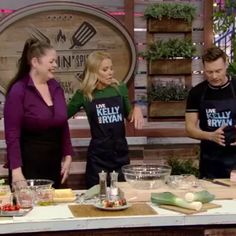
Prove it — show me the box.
[144,2,197,23]
[148,81,189,102]
[167,158,199,177]
[227,62,236,77]
[213,1,236,63]
[213,1,236,35]
[141,38,196,61]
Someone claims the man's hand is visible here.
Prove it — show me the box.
[210,126,225,146]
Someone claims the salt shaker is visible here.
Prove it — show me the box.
[110,170,118,199]
[99,170,107,201]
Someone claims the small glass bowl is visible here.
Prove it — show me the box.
[167,174,201,190]
[13,179,54,207]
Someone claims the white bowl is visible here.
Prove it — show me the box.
[122,164,172,189]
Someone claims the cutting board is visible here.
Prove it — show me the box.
[69,203,157,217]
[158,202,221,215]
[118,179,236,202]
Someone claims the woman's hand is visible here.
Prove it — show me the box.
[129,105,144,129]
[61,155,72,184]
[12,167,25,184]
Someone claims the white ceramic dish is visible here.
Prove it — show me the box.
[0,208,32,217]
[94,203,131,211]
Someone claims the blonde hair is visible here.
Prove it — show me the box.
[80,51,119,101]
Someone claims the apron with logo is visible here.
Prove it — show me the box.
[86,96,129,188]
[199,82,236,178]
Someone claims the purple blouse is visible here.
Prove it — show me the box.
[4,75,73,169]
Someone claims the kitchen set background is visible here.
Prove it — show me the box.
[0,0,211,188]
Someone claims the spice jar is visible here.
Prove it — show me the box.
[110,171,118,199]
[98,170,107,201]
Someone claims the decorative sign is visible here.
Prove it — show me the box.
[0,2,136,102]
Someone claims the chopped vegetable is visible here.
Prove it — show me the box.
[101,198,127,208]
[1,203,20,211]
[0,179,5,185]
[37,201,53,206]
[151,192,202,211]
[184,190,215,203]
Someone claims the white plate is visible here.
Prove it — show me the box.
[94,203,132,211]
[0,208,32,217]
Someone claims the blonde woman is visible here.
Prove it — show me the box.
[68,51,143,188]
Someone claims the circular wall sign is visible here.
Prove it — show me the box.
[0,2,136,101]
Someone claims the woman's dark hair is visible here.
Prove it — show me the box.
[202,46,227,65]
[6,38,53,94]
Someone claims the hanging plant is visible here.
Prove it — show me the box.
[213,0,236,34]
[213,1,236,75]
[140,38,196,61]
[148,81,189,102]
[144,2,197,23]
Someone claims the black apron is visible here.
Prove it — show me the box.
[19,127,63,188]
[86,96,129,188]
[199,82,236,178]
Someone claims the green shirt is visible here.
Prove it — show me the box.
[67,82,132,119]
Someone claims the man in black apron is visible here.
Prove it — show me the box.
[186,46,236,179]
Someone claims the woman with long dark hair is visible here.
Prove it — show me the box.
[4,38,73,188]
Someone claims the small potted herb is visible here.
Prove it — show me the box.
[148,81,189,118]
[144,2,197,33]
[141,38,196,75]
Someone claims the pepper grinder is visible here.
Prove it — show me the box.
[99,170,107,201]
[110,170,118,199]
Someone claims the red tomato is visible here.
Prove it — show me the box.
[1,203,20,211]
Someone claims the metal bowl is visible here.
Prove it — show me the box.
[122,164,172,189]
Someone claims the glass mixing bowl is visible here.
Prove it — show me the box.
[13,179,54,191]
[13,179,54,207]
[122,164,172,189]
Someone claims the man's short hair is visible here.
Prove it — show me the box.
[202,46,227,64]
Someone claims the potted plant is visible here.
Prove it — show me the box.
[144,2,197,33]
[167,158,199,177]
[213,1,236,75]
[148,81,189,118]
[227,62,236,78]
[141,38,196,75]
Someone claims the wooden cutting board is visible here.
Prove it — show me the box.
[69,203,157,217]
[158,203,221,215]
